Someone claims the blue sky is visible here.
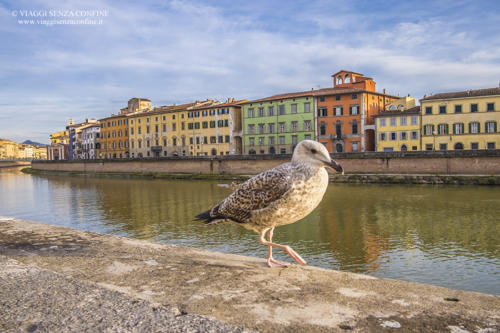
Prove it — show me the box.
[1,0,499,143]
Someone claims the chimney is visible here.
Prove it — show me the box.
[383,89,386,94]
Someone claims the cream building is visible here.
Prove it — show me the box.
[421,88,500,150]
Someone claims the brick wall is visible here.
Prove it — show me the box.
[32,150,500,175]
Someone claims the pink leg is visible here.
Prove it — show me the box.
[265,227,290,267]
[259,228,307,267]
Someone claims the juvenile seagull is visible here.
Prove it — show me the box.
[195,140,343,267]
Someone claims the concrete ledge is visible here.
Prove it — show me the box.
[1,218,499,332]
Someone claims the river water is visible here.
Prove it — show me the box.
[1,167,499,295]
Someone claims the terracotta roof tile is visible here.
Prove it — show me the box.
[422,87,500,101]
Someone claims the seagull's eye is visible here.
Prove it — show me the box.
[311,149,317,154]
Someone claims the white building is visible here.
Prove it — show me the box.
[80,123,101,159]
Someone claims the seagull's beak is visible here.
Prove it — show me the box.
[327,159,344,174]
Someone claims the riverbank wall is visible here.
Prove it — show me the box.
[32,150,500,175]
[0,160,30,168]
[1,218,498,332]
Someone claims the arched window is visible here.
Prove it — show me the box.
[454,142,464,150]
[336,143,343,152]
[397,104,404,110]
[269,146,276,154]
[336,76,343,85]
[389,105,396,111]
[401,144,408,151]
[211,148,217,156]
[249,149,256,155]
[344,74,351,83]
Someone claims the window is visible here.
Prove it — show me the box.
[425,106,432,114]
[351,121,358,134]
[383,147,394,152]
[471,142,479,149]
[304,102,310,113]
[195,122,200,129]
[258,123,265,134]
[188,123,194,130]
[291,121,298,132]
[425,144,433,151]
[400,116,407,126]
[334,106,343,116]
[131,127,134,135]
[172,123,176,131]
[318,107,328,117]
[485,121,497,133]
[279,105,285,115]
[400,131,408,140]
[291,104,297,114]
[268,106,274,116]
[379,132,386,141]
[278,122,286,133]
[249,137,255,146]
[336,122,342,138]
[350,105,359,115]
[210,121,216,128]
[390,132,397,141]
[351,141,359,152]
[410,131,418,140]
[351,94,358,99]
[438,123,449,135]
[439,143,447,150]
[258,107,265,117]
[268,123,275,133]
[305,134,311,140]
[279,136,285,145]
[303,120,312,131]
[453,123,464,134]
[248,124,255,134]
[189,137,193,145]
[258,137,264,145]
[280,148,287,154]
[225,135,230,143]
[455,105,462,113]
[379,118,386,126]
[470,122,480,134]
[292,135,298,145]
[269,136,275,145]
[163,124,166,132]
[319,96,325,102]
[248,108,254,118]
[454,142,464,150]
[411,116,418,125]
[203,136,208,144]
[320,122,326,135]
[439,105,446,114]
[487,103,494,111]
[470,104,478,113]
[487,142,496,149]
[335,95,341,101]
[390,117,396,126]
[202,121,208,129]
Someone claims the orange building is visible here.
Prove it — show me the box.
[99,114,130,159]
[316,70,399,152]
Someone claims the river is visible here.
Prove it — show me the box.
[0,167,498,295]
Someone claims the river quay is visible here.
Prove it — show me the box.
[0,218,498,332]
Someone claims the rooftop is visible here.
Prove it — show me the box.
[422,87,500,101]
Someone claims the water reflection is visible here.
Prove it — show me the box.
[0,167,499,295]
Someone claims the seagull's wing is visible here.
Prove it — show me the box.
[197,163,293,223]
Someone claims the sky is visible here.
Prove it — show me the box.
[0,0,499,144]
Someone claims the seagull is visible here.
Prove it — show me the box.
[195,140,343,267]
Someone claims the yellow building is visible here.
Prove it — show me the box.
[50,130,69,144]
[99,98,152,159]
[128,101,209,158]
[0,139,19,159]
[421,88,500,150]
[375,96,420,151]
[187,99,246,156]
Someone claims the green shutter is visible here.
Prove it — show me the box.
[495,122,498,133]
[468,123,471,134]
[453,124,456,134]
[445,124,449,134]
[478,123,481,133]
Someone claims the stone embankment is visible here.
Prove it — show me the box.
[1,218,498,332]
[0,160,30,168]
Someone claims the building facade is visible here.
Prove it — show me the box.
[316,70,399,153]
[421,88,500,151]
[242,92,315,155]
[81,123,101,159]
[0,139,19,159]
[187,99,245,156]
[50,130,69,145]
[375,106,420,152]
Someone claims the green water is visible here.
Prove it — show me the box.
[0,167,499,295]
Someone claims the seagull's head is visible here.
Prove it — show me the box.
[292,140,343,174]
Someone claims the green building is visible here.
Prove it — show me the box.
[241,91,316,154]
